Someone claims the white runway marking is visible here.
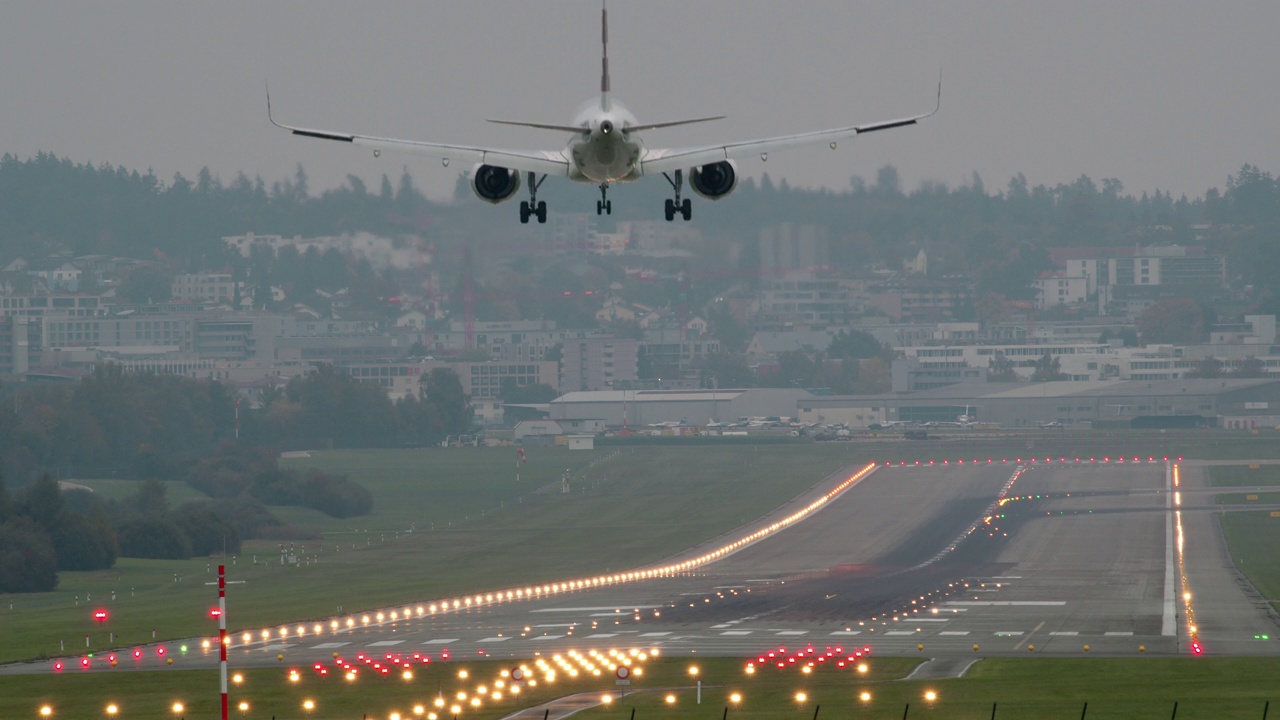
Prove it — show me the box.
[1049,631,1078,636]
[944,601,1066,606]
[423,639,459,644]
[531,606,663,613]
[367,640,403,647]
[533,624,576,628]
[829,631,862,635]
[915,619,950,623]
[261,644,295,652]
[939,631,970,636]
[710,624,731,629]
[994,631,1024,636]
[586,633,618,638]
[311,642,350,649]
[1104,631,1134,636]
[885,631,916,636]
[720,631,752,636]
[531,635,565,640]
[639,632,671,637]
[1162,462,1177,636]
[477,637,510,643]
[775,631,808,636]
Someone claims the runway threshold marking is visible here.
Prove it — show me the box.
[310,642,350,649]
[830,631,862,636]
[885,631,916,636]
[477,637,510,643]
[1104,631,1134,636]
[423,639,459,644]
[530,606,664,613]
[367,640,404,647]
[531,635,565,640]
[586,633,618,638]
[639,632,671,637]
[939,631,970,636]
[775,631,808,636]
[1049,631,1078,636]
[720,631,752,636]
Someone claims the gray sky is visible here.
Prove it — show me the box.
[2,1,1276,203]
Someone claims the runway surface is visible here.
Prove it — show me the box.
[7,460,1278,676]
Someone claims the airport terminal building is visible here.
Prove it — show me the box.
[546,379,1280,431]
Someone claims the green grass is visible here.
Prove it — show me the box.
[1219,510,1280,610]
[1210,464,1280,487]
[3,657,1278,720]
[0,444,878,664]
[1215,492,1280,505]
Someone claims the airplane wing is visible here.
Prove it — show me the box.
[268,92,571,177]
[639,82,940,176]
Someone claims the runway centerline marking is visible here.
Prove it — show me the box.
[530,606,663,613]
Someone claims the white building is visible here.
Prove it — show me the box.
[1034,275,1089,310]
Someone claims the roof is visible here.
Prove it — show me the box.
[553,389,748,404]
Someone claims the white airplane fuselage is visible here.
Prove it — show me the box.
[567,100,643,183]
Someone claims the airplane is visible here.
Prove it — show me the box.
[267,3,940,224]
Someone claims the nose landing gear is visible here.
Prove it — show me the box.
[596,183,612,215]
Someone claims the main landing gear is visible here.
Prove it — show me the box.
[662,169,692,221]
[596,183,612,215]
[519,171,548,224]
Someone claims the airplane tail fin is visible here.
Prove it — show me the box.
[600,1,611,111]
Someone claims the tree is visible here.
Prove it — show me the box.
[827,330,882,360]
[0,518,59,592]
[421,368,472,434]
[987,352,1019,382]
[1030,353,1067,382]
[1186,357,1222,379]
[1233,356,1267,379]
[51,514,118,571]
[116,266,173,304]
[18,474,63,531]
[1137,298,1207,344]
[116,519,192,559]
[132,478,169,517]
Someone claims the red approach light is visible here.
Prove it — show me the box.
[441,650,450,660]
[943,459,949,464]
[1178,456,1183,461]
[837,660,846,667]
[133,649,142,660]
[1104,456,1110,462]
[900,460,906,466]
[412,653,421,659]
[777,662,786,669]
[758,656,767,663]
[1192,641,1203,655]
[864,646,872,654]
[1163,456,1169,461]
[320,668,328,675]
[835,647,843,654]
[93,609,109,622]
[81,657,91,668]
[381,667,390,675]
[973,459,979,464]
[1003,458,1008,463]
[108,654,117,663]
[54,661,63,672]
[988,458,993,463]
[928,460,934,465]
[420,657,431,664]
[788,657,796,664]
[209,608,222,619]
[1016,458,1022,463]
[1060,457,1066,462]
[156,646,165,656]
[1133,457,1140,462]
[915,460,921,465]
[314,663,324,671]
[1090,457,1096,462]
[958,458,964,464]
[884,461,891,466]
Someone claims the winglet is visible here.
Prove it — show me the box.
[930,70,943,117]
[265,82,285,129]
[600,1,612,111]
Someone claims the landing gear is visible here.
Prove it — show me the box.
[596,183,612,215]
[662,170,692,221]
[520,171,548,224]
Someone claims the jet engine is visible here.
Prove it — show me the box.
[689,160,738,200]
[471,164,521,204]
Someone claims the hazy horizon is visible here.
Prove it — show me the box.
[2,1,1277,203]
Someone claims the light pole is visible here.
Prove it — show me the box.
[689,665,700,704]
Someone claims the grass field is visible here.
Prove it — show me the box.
[1215,491,1280,505]
[0,443,879,664]
[1209,464,1280,487]
[2,656,1277,720]
[1218,510,1280,613]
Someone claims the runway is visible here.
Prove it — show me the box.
[7,460,1278,676]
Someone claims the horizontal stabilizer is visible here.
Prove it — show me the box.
[627,116,725,133]
[487,119,588,134]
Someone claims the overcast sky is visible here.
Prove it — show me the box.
[2,1,1276,204]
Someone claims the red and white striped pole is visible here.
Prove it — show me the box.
[219,564,228,720]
